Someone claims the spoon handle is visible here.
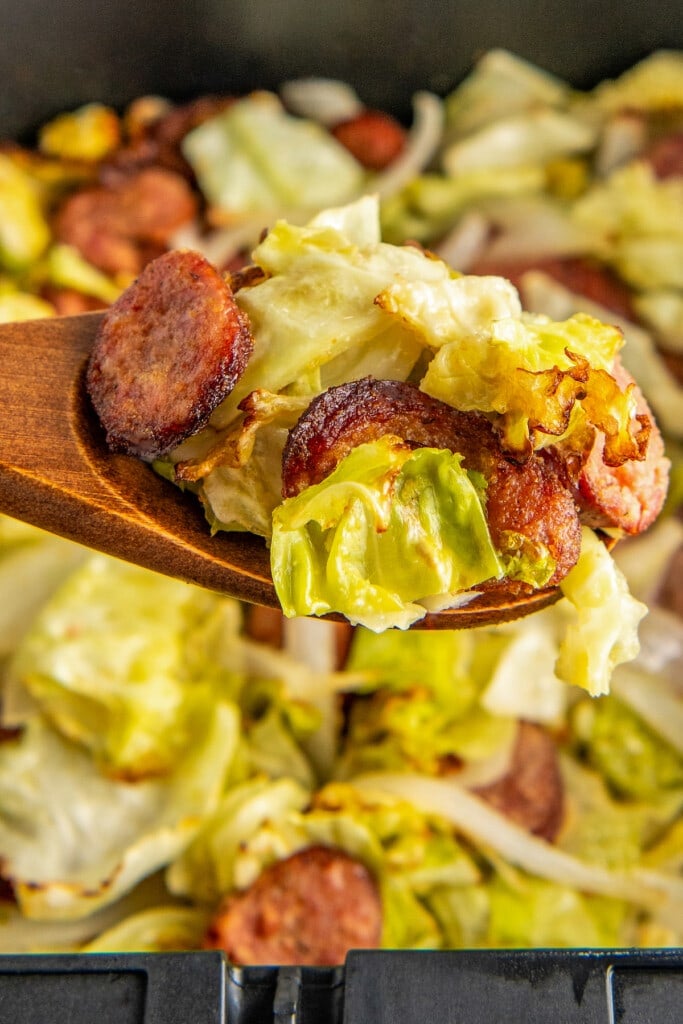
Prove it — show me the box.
[0,313,276,603]
[0,312,112,525]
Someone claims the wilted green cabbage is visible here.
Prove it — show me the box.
[271,437,502,631]
[182,92,364,221]
[7,556,241,777]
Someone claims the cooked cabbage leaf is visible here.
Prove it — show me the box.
[572,162,683,291]
[441,109,596,176]
[82,905,211,953]
[7,556,242,777]
[382,276,629,455]
[0,703,237,919]
[444,49,571,138]
[270,437,502,631]
[210,196,449,429]
[0,154,51,271]
[556,529,647,697]
[166,776,311,904]
[0,517,86,659]
[590,51,683,113]
[182,92,364,221]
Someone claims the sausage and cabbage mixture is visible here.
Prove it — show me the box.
[0,50,682,962]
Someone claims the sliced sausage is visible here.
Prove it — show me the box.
[564,361,669,535]
[54,166,198,278]
[281,377,582,585]
[106,95,236,180]
[645,130,683,179]
[474,721,565,842]
[203,845,383,965]
[41,287,107,316]
[245,605,285,648]
[87,249,253,459]
[331,109,407,170]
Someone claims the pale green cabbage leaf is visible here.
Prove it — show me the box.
[270,437,502,631]
[556,528,647,697]
[572,162,683,291]
[7,555,242,777]
[181,92,364,221]
[210,196,449,429]
[82,905,211,953]
[0,703,238,920]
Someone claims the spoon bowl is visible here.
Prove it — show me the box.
[0,312,562,628]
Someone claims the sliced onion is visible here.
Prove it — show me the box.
[634,605,683,685]
[475,195,592,263]
[434,210,491,271]
[283,619,339,779]
[594,112,648,177]
[448,733,517,789]
[279,78,364,127]
[612,665,683,755]
[373,91,444,200]
[353,771,682,916]
[283,616,337,673]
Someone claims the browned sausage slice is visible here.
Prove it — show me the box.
[474,721,565,842]
[54,166,198,277]
[87,249,253,458]
[282,377,582,585]
[203,845,383,965]
[645,131,683,179]
[331,109,407,170]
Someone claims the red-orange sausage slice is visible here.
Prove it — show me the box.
[568,361,669,535]
[204,845,383,965]
[646,131,683,179]
[87,249,253,458]
[474,721,565,842]
[54,166,198,278]
[331,109,407,170]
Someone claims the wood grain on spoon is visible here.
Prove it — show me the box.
[0,312,561,627]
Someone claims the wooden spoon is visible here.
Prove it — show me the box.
[0,312,561,628]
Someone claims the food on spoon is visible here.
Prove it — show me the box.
[203,845,383,965]
[86,248,254,458]
[85,196,667,665]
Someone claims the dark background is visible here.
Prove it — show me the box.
[3,0,683,137]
